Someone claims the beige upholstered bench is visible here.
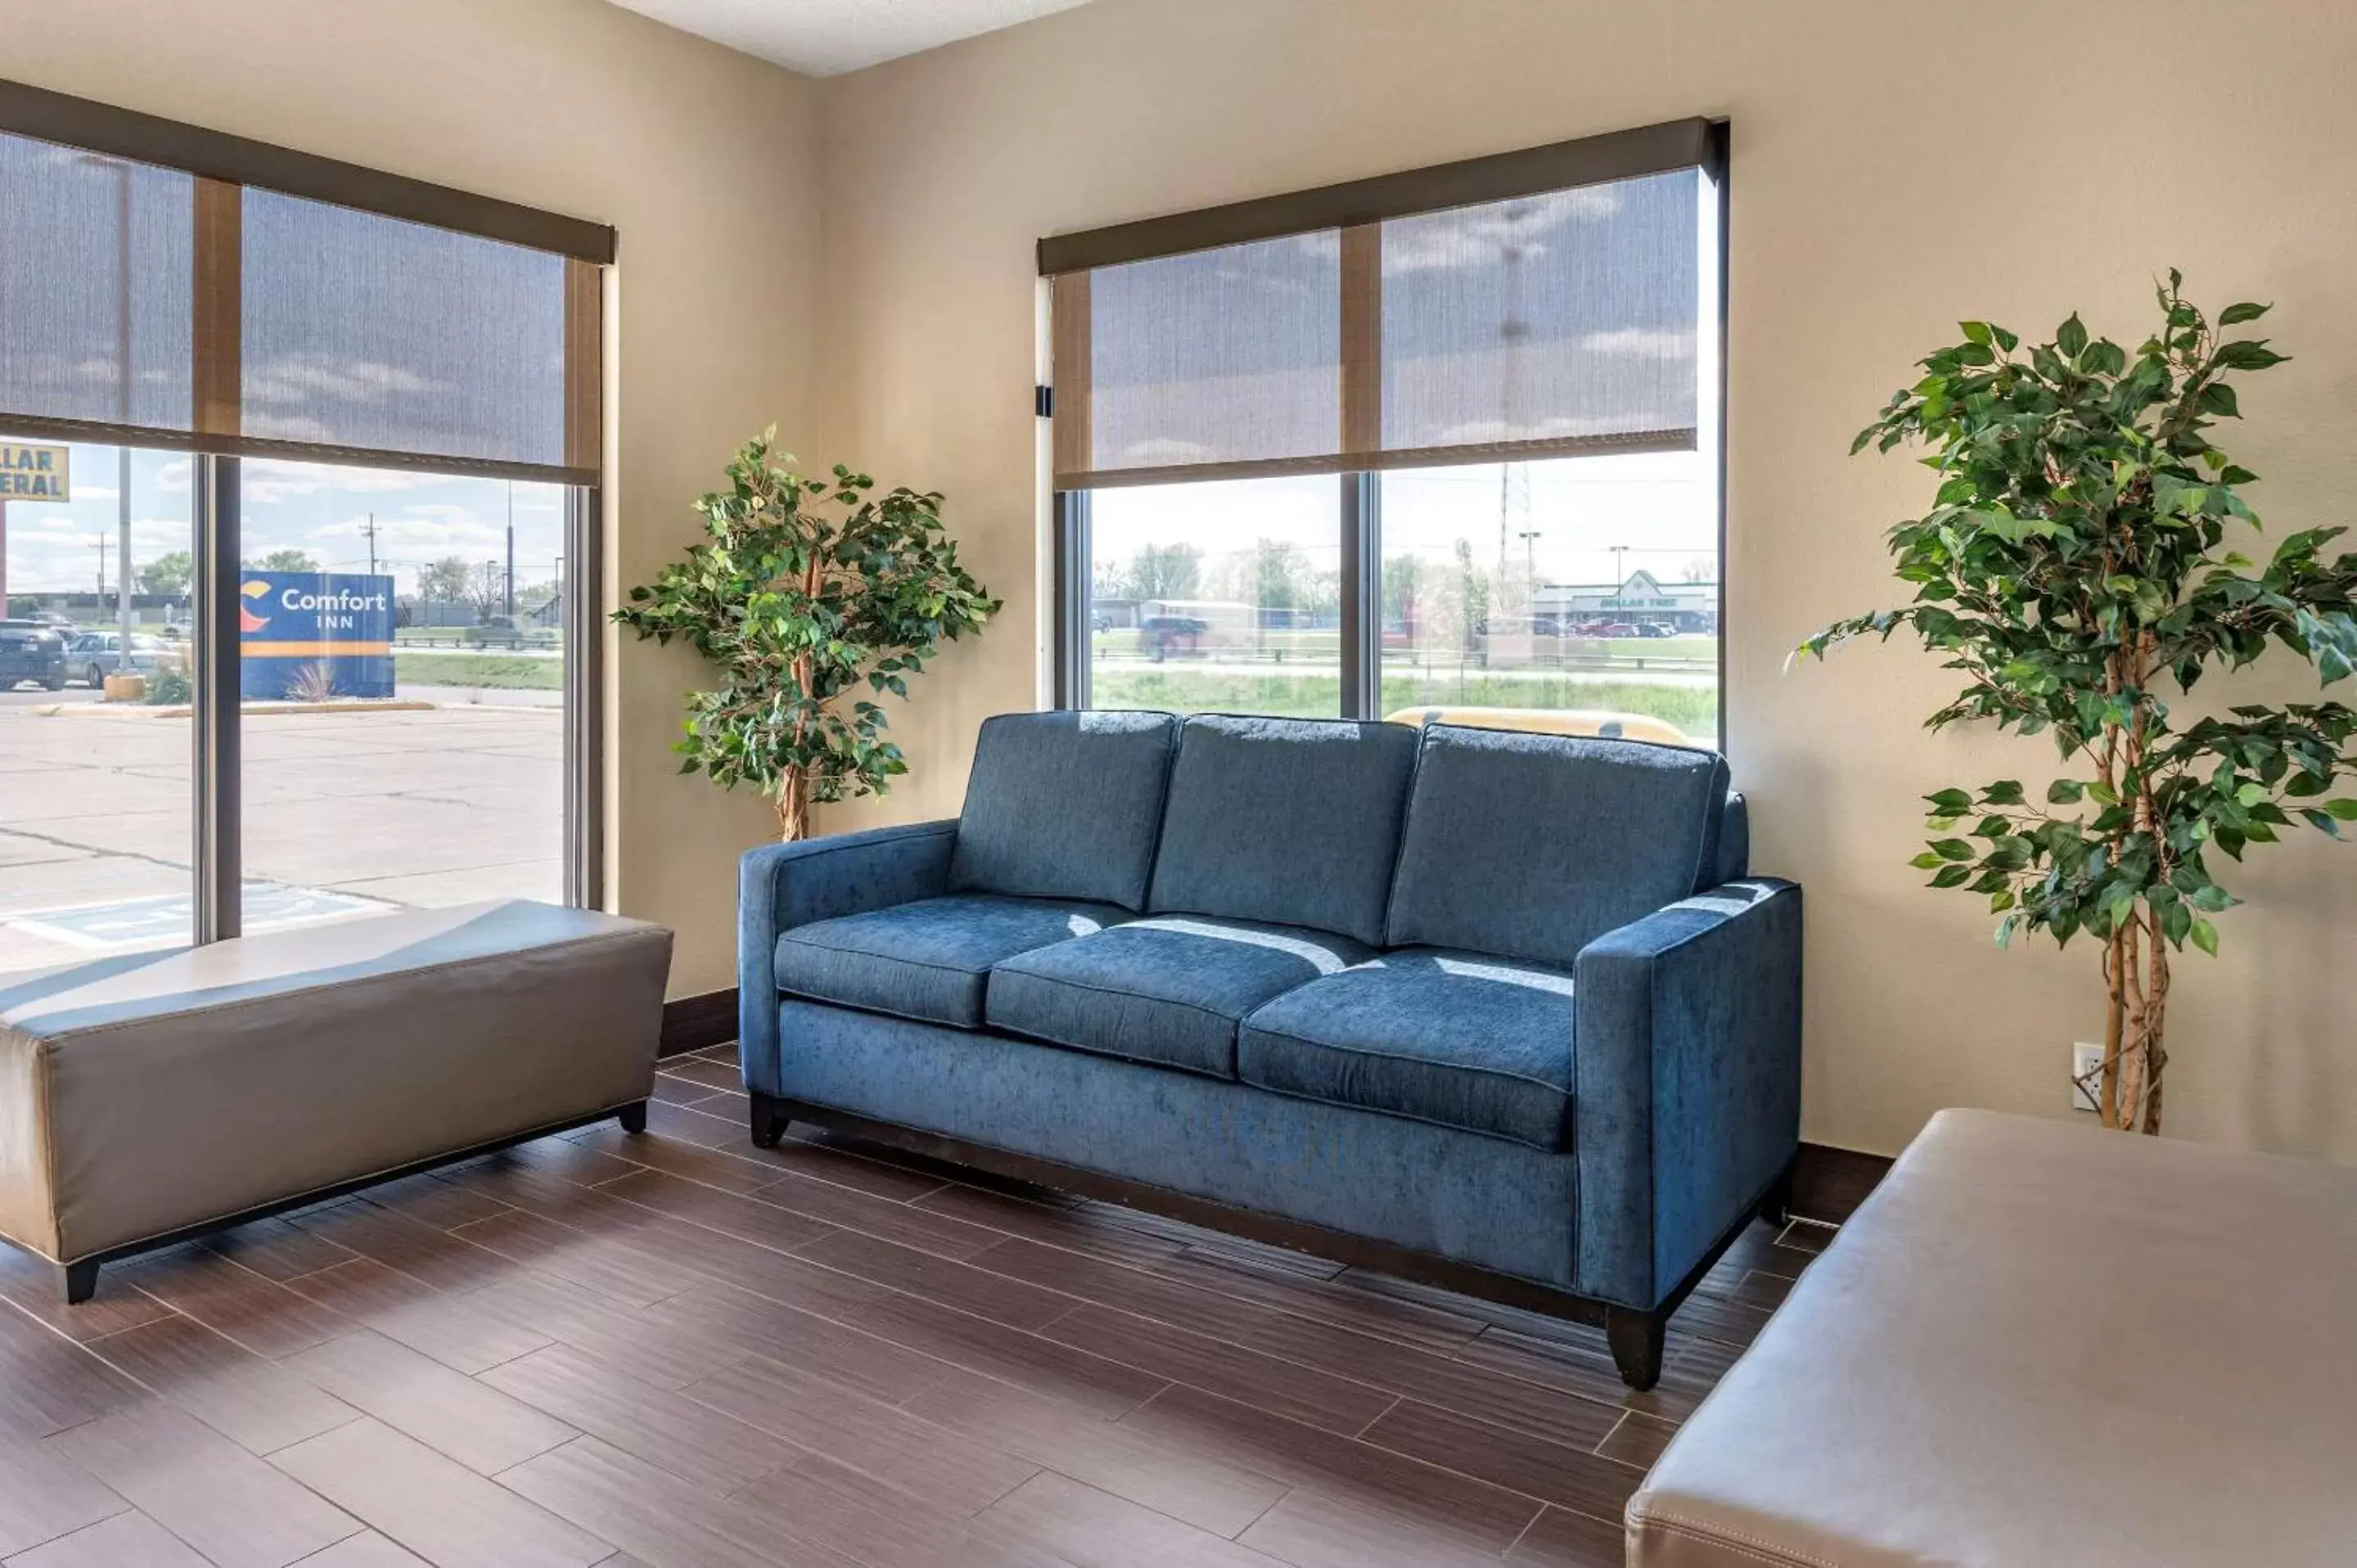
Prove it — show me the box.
[0,899,670,1304]
[1627,1107,2357,1566]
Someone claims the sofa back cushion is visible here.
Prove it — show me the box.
[1386,726,1730,966]
[949,710,1178,910]
[1147,715,1418,945]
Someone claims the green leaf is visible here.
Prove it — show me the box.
[1909,851,1946,870]
[1959,321,1993,347]
[2047,778,2085,804]
[1981,780,2026,806]
[2214,339,2287,372]
[2191,919,2220,957]
[2197,382,2240,418]
[2057,313,2089,358]
[1931,839,1977,862]
[2218,302,2270,326]
[2327,800,2357,821]
[1930,865,1972,889]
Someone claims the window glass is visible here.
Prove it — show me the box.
[1086,475,1341,719]
[235,459,568,932]
[0,137,192,433]
[241,191,570,468]
[1381,170,1700,453]
[0,440,196,975]
[1084,234,1340,478]
[1378,453,1718,747]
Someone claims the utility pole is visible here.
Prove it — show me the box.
[110,160,133,668]
[362,511,379,576]
[94,537,108,597]
[504,483,516,620]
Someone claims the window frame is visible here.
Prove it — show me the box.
[1046,120,1730,738]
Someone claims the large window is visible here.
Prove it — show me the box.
[0,83,606,977]
[1048,119,1724,747]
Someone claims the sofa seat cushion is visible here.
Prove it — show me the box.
[1238,948,1579,1150]
[773,895,1129,1029]
[987,917,1372,1079]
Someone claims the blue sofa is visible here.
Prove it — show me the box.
[737,711,1801,1387]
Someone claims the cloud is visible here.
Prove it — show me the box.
[1382,186,1627,273]
[1581,327,1697,358]
[237,460,449,506]
[241,354,446,408]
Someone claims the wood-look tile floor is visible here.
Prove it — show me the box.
[0,1045,1828,1568]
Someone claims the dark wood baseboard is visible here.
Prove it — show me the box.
[660,988,738,1057]
[1791,1142,1895,1225]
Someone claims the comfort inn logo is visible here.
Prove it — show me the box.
[239,579,273,634]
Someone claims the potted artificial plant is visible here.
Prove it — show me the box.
[1802,273,2357,1133]
[616,429,998,841]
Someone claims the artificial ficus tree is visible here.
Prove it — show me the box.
[1800,273,2357,1134]
[615,429,998,841]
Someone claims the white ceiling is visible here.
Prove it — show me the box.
[606,0,1095,76]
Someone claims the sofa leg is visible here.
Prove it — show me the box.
[749,1090,789,1149]
[61,1259,99,1306]
[1606,1305,1665,1391]
[616,1101,648,1135]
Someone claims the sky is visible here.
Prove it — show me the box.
[1089,448,1718,593]
[0,440,566,598]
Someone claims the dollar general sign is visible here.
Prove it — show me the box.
[0,443,70,501]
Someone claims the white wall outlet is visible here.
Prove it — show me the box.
[2071,1042,2104,1112]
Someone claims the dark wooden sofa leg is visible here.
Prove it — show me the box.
[1607,1305,1666,1391]
[750,1090,789,1149]
[616,1101,648,1135]
[62,1259,99,1306]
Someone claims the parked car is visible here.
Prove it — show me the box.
[68,631,174,690]
[0,620,69,690]
[1578,620,1640,638]
[1139,614,1206,661]
[1637,621,1678,638]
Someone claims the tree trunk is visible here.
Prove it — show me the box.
[774,766,810,842]
[2099,909,2170,1134]
[2093,633,2169,1136]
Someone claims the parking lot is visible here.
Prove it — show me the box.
[0,687,561,974]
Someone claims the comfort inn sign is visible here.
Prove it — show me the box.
[0,443,69,501]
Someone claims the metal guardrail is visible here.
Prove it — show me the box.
[393,635,565,651]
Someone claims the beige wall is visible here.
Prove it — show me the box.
[2,0,820,994]
[814,0,2357,1159]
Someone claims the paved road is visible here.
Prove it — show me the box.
[0,692,562,974]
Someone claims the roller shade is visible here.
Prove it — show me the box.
[0,87,606,484]
[1046,119,1714,491]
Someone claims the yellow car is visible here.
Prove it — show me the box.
[1383,705,1692,747]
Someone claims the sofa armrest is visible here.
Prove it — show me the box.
[1572,879,1803,1309]
[737,819,959,1089]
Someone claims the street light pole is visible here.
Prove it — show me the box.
[110,160,133,674]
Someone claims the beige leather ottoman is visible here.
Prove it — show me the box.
[1628,1107,2357,1566]
[0,899,670,1302]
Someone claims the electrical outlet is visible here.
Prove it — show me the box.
[2071,1042,2104,1112]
